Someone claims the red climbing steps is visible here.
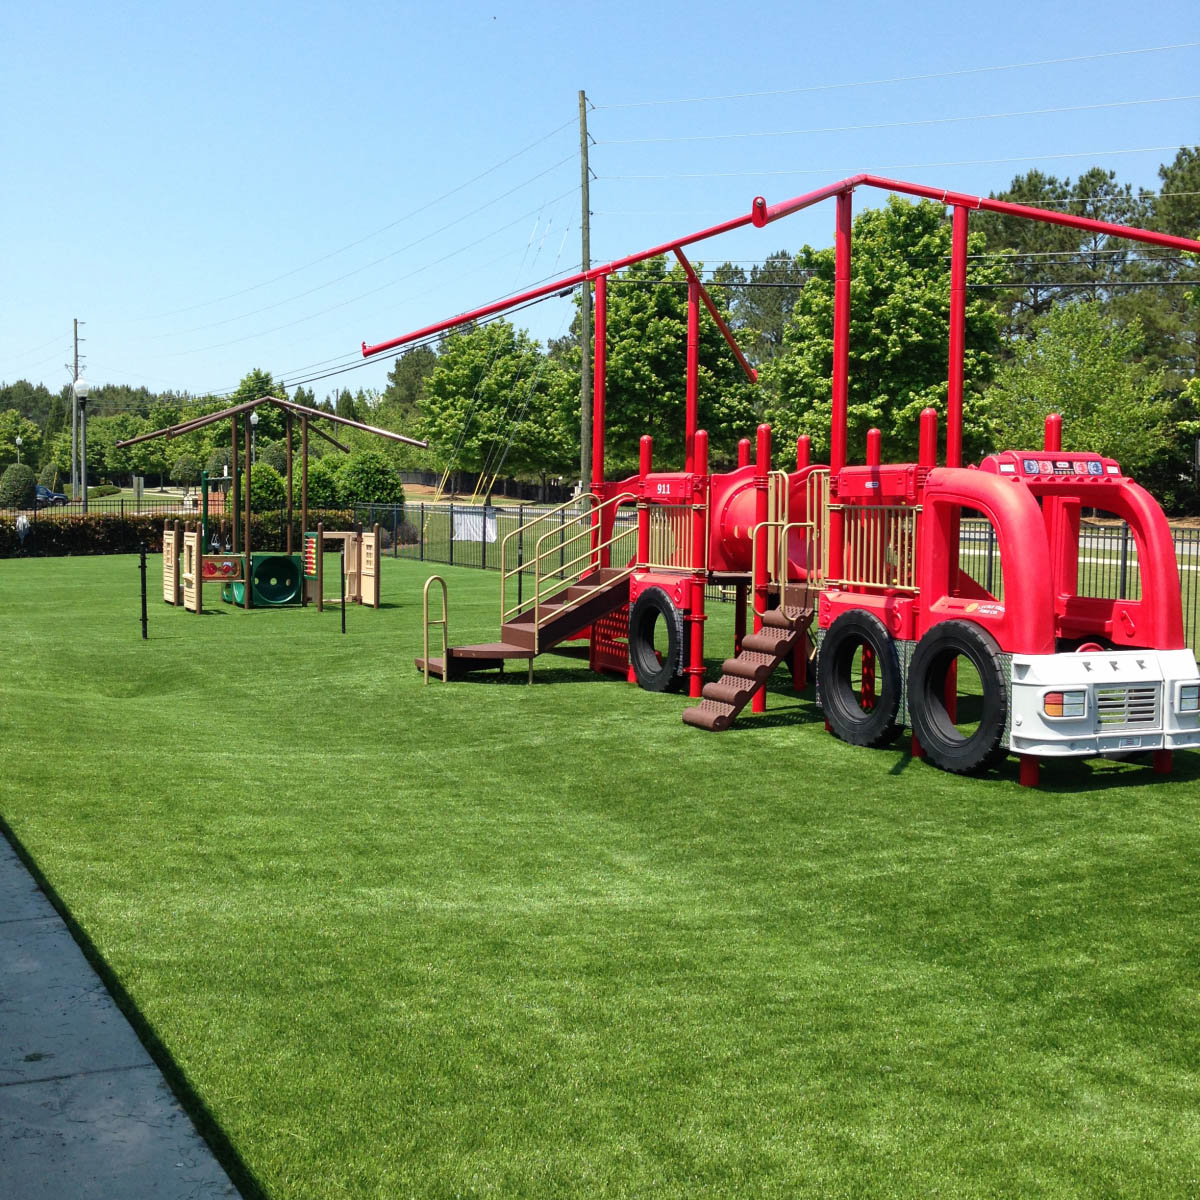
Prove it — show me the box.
[681,604,813,731]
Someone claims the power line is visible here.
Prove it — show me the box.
[113,116,578,325]
[160,189,577,362]
[601,145,1190,181]
[147,155,576,341]
[595,94,1200,146]
[595,41,1200,109]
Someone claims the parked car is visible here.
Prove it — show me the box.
[35,484,69,508]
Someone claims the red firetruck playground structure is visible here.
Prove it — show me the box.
[365,174,1200,787]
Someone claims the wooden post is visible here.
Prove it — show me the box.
[285,410,294,555]
[316,521,324,613]
[231,415,240,553]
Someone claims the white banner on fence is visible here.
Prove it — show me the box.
[452,509,498,543]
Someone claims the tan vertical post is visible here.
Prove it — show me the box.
[316,521,324,613]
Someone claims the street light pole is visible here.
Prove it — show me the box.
[14,435,21,466]
[250,409,259,464]
[73,377,90,513]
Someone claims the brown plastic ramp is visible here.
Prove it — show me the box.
[681,605,812,731]
[414,568,630,680]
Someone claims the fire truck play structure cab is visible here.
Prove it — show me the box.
[366,174,1200,786]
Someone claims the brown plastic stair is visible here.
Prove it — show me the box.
[415,567,631,680]
[681,604,813,731]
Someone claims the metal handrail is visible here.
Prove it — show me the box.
[500,493,598,623]
[522,492,637,651]
[750,519,817,620]
[422,575,449,684]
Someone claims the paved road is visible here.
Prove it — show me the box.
[0,836,239,1199]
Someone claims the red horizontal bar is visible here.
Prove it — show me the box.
[861,174,1200,255]
[361,172,1200,359]
[361,207,766,357]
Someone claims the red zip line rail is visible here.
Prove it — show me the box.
[362,173,1200,482]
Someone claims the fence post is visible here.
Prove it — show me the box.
[449,504,454,567]
[1119,524,1129,599]
[481,505,487,572]
[419,503,425,560]
[393,505,398,557]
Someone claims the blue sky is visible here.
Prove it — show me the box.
[2,1,1197,402]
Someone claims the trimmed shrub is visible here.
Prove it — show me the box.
[88,484,121,498]
[38,463,63,490]
[247,462,286,512]
[0,463,36,508]
[336,450,406,506]
[0,507,355,558]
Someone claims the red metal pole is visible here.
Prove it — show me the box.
[827,192,852,589]
[1044,413,1063,452]
[738,437,751,468]
[861,173,1200,256]
[591,273,607,491]
[831,191,852,475]
[796,435,811,470]
[637,435,652,567]
[866,427,882,467]
[672,248,758,383]
[688,429,709,699]
[918,407,938,469]
[685,276,700,474]
[947,204,968,469]
[752,424,771,714]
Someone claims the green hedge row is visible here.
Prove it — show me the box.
[0,509,358,558]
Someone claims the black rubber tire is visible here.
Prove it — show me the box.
[628,587,688,693]
[908,620,1008,774]
[817,610,902,747]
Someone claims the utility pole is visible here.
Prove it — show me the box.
[71,319,82,500]
[578,89,592,494]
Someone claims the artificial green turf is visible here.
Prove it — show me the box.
[2,553,1200,1198]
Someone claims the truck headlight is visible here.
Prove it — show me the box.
[1180,683,1200,713]
[1044,690,1087,718]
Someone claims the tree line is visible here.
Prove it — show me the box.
[3,148,1198,511]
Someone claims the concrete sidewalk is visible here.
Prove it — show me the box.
[0,836,239,1199]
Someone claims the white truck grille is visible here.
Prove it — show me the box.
[1096,685,1159,728]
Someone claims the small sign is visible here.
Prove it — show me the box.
[1023,458,1040,474]
[1087,460,1103,475]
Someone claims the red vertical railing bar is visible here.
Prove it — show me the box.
[591,274,608,491]
[828,190,852,587]
[947,205,968,469]
[591,273,609,567]
[685,276,700,474]
[752,423,771,714]
[688,429,709,699]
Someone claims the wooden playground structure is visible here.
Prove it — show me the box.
[121,394,423,615]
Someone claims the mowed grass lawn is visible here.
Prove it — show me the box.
[3,553,1200,1199]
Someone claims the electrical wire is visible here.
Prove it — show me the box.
[596,95,1200,146]
[158,188,577,360]
[595,42,1200,109]
[148,156,577,341]
[114,117,579,325]
[601,145,1190,181]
